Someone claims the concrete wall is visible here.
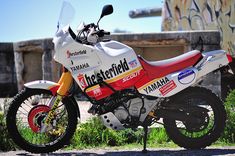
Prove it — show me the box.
[112,30,220,58]
[162,0,235,57]
[13,39,60,91]
[0,43,17,97]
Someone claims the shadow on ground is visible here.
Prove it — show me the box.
[15,148,235,156]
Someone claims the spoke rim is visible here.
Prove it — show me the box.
[15,93,69,146]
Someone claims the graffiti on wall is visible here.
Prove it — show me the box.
[162,0,235,56]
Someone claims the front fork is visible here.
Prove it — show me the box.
[41,68,73,133]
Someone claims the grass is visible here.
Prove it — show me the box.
[0,112,16,151]
[66,117,177,150]
[219,89,235,144]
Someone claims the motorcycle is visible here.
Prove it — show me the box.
[6,1,233,153]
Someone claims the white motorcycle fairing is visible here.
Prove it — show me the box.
[53,26,144,99]
[53,26,231,100]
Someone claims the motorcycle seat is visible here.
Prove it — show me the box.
[138,50,202,79]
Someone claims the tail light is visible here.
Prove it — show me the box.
[226,54,233,63]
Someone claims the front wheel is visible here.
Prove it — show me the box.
[163,87,226,149]
[6,88,78,153]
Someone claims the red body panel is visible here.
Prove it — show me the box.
[138,51,202,80]
[86,67,146,100]
[85,51,202,100]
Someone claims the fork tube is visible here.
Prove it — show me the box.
[41,69,73,132]
[48,69,73,107]
[57,70,73,96]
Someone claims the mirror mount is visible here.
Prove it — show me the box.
[97,4,113,29]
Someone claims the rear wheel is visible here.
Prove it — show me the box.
[6,88,78,153]
[163,87,226,149]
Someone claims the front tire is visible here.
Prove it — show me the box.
[6,88,78,153]
[163,87,226,149]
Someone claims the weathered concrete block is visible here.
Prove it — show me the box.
[0,43,17,97]
[23,52,42,82]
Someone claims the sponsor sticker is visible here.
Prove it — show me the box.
[77,74,88,89]
[128,59,138,68]
[143,77,170,94]
[122,70,140,83]
[93,88,102,96]
[159,80,176,96]
[178,69,195,84]
[67,50,86,58]
[70,63,90,72]
[85,58,130,86]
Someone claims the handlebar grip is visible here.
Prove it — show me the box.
[96,30,110,37]
[103,31,110,35]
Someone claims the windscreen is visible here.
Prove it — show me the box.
[57,1,75,31]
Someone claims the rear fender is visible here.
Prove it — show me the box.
[195,50,230,78]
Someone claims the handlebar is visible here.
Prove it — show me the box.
[77,23,110,44]
[83,23,96,31]
[96,30,110,37]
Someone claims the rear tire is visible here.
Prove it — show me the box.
[163,87,226,149]
[6,88,78,153]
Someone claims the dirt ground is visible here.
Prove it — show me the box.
[2,147,235,156]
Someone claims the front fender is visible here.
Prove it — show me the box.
[25,80,80,118]
[24,80,60,95]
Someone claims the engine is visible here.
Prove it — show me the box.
[100,89,144,124]
[113,98,143,124]
[99,89,158,130]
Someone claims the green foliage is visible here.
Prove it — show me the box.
[220,89,235,143]
[148,127,169,145]
[0,112,16,151]
[17,125,51,144]
[118,128,143,144]
[70,117,125,148]
[69,117,171,149]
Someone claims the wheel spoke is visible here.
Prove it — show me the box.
[163,87,226,149]
[6,89,78,153]
[14,92,69,146]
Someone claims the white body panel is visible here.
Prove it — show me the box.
[196,50,229,77]
[53,26,142,91]
[138,50,229,97]
[138,67,198,97]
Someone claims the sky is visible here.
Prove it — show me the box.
[0,0,163,42]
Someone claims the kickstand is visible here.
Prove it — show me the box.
[142,125,148,153]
